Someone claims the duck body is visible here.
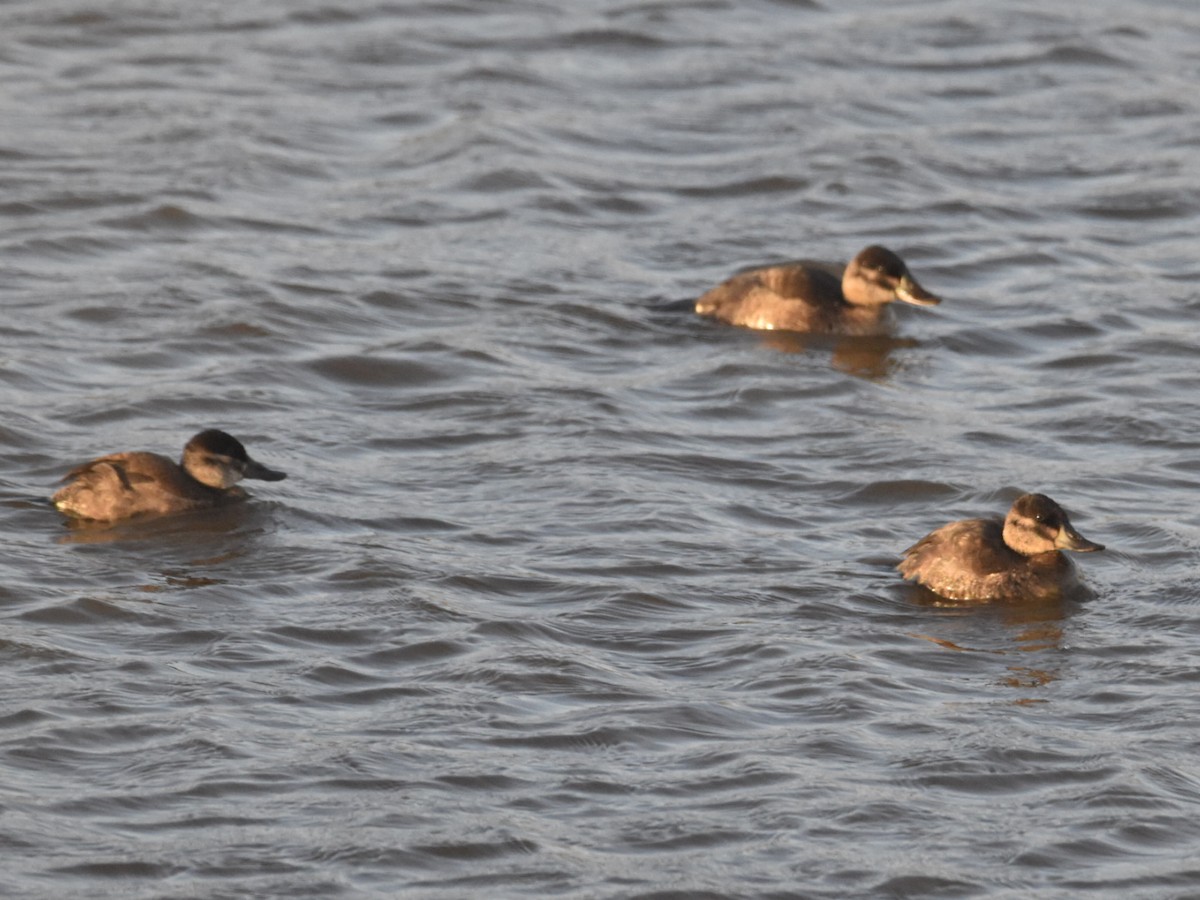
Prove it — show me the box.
[695,245,940,335]
[897,493,1104,603]
[53,429,287,522]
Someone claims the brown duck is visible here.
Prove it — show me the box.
[53,429,287,522]
[897,493,1104,602]
[695,245,940,334]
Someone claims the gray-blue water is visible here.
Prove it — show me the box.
[2,1,1200,896]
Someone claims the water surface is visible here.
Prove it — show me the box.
[2,0,1200,896]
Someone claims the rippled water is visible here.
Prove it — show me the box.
[3,0,1200,896]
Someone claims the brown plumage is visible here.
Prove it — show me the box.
[897,493,1104,602]
[53,429,287,522]
[695,245,940,335]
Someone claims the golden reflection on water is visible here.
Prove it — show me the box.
[756,331,921,381]
[907,586,1075,695]
[55,509,251,594]
[137,573,226,592]
[54,502,258,546]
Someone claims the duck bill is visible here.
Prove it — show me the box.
[895,275,941,307]
[244,459,288,482]
[1055,525,1103,553]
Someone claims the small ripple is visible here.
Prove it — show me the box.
[99,203,212,232]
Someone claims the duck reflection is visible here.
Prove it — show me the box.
[55,499,269,548]
[905,585,1078,693]
[756,331,922,381]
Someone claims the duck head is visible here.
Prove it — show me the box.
[1002,493,1104,557]
[181,429,287,489]
[841,245,941,308]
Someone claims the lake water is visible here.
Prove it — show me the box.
[3,0,1200,897]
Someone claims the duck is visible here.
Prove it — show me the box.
[52,429,287,522]
[897,493,1104,602]
[695,245,940,334]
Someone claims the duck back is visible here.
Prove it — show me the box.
[53,451,238,521]
[898,517,1078,602]
[696,263,869,333]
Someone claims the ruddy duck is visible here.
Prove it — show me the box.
[53,429,287,522]
[695,245,940,334]
[897,493,1104,602]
